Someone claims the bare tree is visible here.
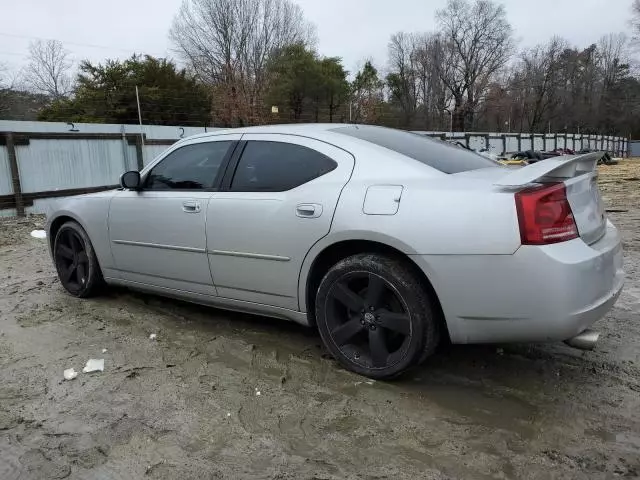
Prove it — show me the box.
[169,0,316,125]
[597,33,629,87]
[0,62,24,116]
[515,37,568,131]
[386,32,419,127]
[0,62,9,116]
[434,0,514,131]
[0,62,8,89]
[632,0,640,40]
[413,33,451,129]
[23,40,73,99]
[387,32,452,130]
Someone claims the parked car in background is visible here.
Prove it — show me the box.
[45,124,624,379]
[498,157,529,166]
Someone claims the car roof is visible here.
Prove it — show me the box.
[180,123,352,142]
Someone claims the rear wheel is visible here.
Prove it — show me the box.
[53,221,104,298]
[315,254,439,379]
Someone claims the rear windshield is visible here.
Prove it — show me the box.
[332,125,502,174]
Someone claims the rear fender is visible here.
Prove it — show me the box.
[297,230,419,313]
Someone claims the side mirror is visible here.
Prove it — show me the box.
[120,171,141,190]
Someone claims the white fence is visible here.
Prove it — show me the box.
[413,131,628,157]
[0,120,629,217]
[0,120,220,216]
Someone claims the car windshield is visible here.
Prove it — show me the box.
[332,125,503,174]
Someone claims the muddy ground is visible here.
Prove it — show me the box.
[1,162,639,480]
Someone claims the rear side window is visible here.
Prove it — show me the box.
[231,141,337,192]
[145,141,232,190]
[332,125,501,174]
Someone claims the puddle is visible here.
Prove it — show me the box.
[405,380,538,438]
[586,427,617,442]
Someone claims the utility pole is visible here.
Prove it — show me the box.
[135,85,145,153]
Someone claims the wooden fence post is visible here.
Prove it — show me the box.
[5,133,25,217]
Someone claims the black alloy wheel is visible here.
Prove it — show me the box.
[53,221,103,298]
[326,272,411,369]
[315,254,439,379]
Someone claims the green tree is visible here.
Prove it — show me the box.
[319,58,349,122]
[351,61,385,124]
[265,43,321,121]
[38,55,211,126]
[265,44,348,122]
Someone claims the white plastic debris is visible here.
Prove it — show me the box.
[255,387,261,396]
[30,230,47,239]
[63,368,78,380]
[82,358,104,373]
[101,348,107,353]
[226,413,231,417]
[149,333,157,340]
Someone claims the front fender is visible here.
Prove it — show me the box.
[46,193,116,271]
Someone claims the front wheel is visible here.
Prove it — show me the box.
[315,254,440,379]
[53,221,104,298]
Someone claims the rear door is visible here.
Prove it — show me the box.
[109,136,240,295]
[206,133,354,310]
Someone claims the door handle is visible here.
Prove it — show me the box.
[182,201,201,213]
[296,203,322,218]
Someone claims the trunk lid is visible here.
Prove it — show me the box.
[494,152,607,244]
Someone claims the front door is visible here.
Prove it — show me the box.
[206,134,355,310]
[109,136,239,296]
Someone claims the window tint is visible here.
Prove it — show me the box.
[332,125,502,174]
[231,141,337,192]
[145,141,232,190]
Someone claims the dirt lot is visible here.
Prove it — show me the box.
[1,162,639,480]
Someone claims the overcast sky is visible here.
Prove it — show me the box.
[0,0,634,78]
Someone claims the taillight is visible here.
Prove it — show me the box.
[515,183,578,245]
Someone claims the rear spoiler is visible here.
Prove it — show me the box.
[494,152,603,188]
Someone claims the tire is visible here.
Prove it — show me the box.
[53,221,104,298]
[315,253,440,379]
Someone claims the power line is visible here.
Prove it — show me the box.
[0,32,168,58]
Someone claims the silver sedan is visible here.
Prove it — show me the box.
[45,124,625,379]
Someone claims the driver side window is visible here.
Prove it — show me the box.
[145,141,232,190]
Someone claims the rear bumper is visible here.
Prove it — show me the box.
[411,220,625,344]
